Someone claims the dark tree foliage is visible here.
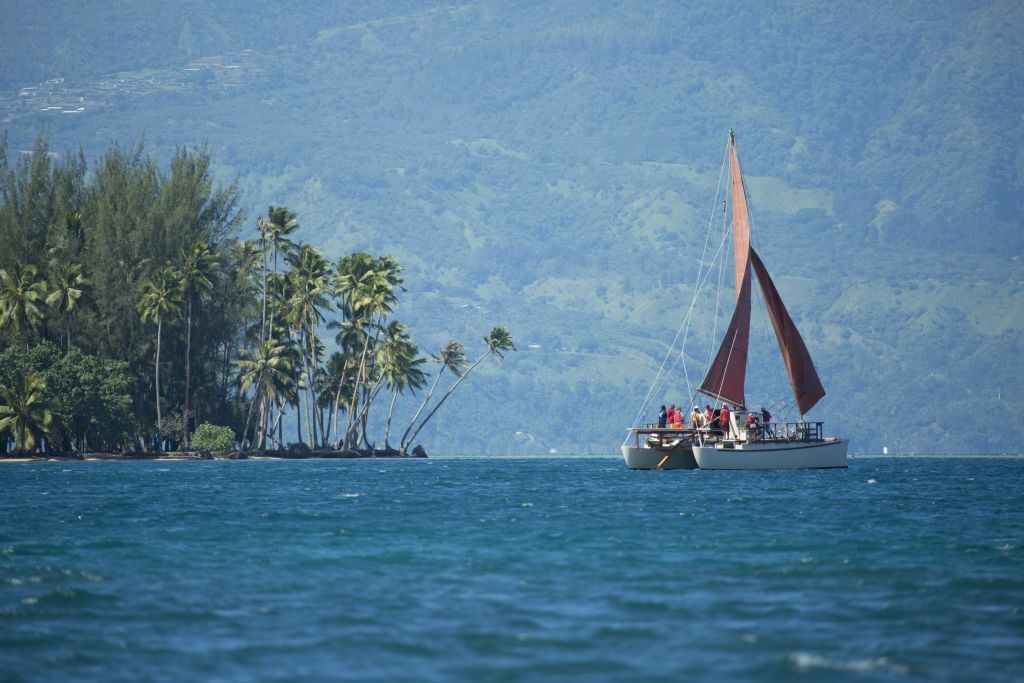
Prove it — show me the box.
[0,132,511,453]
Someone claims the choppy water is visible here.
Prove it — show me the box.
[2,456,1022,682]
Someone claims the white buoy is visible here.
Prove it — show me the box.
[883,446,888,455]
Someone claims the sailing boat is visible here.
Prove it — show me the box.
[622,130,847,470]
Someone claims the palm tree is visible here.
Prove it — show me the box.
[258,206,299,342]
[45,260,87,350]
[286,245,332,447]
[177,240,220,448]
[138,266,181,449]
[376,322,426,450]
[0,371,56,453]
[0,264,49,348]
[235,339,295,449]
[400,339,467,451]
[320,350,355,448]
[326,315,363,448]
[334,254,402,449]
[402,327,515,453]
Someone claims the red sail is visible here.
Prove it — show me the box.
[749,248,826,414]
[699,132,754,409]
[698,266,751,409]
[729,134,751,300]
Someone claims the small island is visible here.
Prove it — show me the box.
[0,134,515,459]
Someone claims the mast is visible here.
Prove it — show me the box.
[699,130,753,409]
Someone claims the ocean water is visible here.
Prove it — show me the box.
[1,457,1022,683]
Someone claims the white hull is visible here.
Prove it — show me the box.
[692,438,848,470]
[621,444,698,470]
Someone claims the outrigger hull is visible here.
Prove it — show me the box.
[692,438,848,470]
[621,443,698,470]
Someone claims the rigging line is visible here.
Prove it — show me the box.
[622,138,731,443]
[679,134,732,401]
[659,220,731,387]
[649,161,731,413]
[707,194,729,373]
[642,220,732,432]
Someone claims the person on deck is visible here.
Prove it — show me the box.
[704,405,714,428]
[657,405,667,428]
[746,411,760,438]
[761,407,773,437]
[691,406,702,429]
[719,404,731,437]
[673,405,683,427]
[668,405,676,428]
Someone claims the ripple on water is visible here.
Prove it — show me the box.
[0,457,1022,682]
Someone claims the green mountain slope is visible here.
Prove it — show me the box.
[2,0,1022,453]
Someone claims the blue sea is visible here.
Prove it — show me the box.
[2,456,1022,682]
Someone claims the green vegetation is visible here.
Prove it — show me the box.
[192,422,236,451]
[0,370,54,452]
[0,134,514,454]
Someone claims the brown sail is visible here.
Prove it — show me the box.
[699,131,753,408]
[729,131,751,300]
[749,248,826,414]
[698,266,751,408]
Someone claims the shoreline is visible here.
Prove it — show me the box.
[0,447,428,462]
[3,452,1023,462]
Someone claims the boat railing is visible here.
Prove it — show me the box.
[728,420,825,444]
[780,421,824,441]
[628,426,698,448]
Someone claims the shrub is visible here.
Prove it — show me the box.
[191,423,236,451]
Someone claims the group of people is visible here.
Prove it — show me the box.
[656,403,773,438]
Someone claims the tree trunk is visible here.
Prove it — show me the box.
[383,390,399,449]
[155,317,163,451]
[404,352,488,452]
[344,328,372,449]
[308,322,326,446]
[303,332,316,447]
[260,248,268,344]
[332,382,343,449]
[184,294,192,448]
[400,365,446,450]
[241,372,262,449]
[257,396,267,449]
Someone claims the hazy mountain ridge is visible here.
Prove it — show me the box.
[2,1,1022,453]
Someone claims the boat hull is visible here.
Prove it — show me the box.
[692,438,848,470]
[621,444,698,470]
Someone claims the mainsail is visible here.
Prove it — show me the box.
[699,131,752,408]
[699,131,825,415]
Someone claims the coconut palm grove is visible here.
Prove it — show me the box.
[0,134,514,455]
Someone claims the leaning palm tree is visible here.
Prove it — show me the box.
[402,327,515,453]
[235,339,295,449]
[45,260,87,350]
[399,339,467,452]
[0,264,49,348]
[138,266,181,450]
[177,240,220,448]
[0,371,56,453]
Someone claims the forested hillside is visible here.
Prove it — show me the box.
[2,1,1022,453]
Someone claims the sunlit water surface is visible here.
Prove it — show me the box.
[2,457,1022,682]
